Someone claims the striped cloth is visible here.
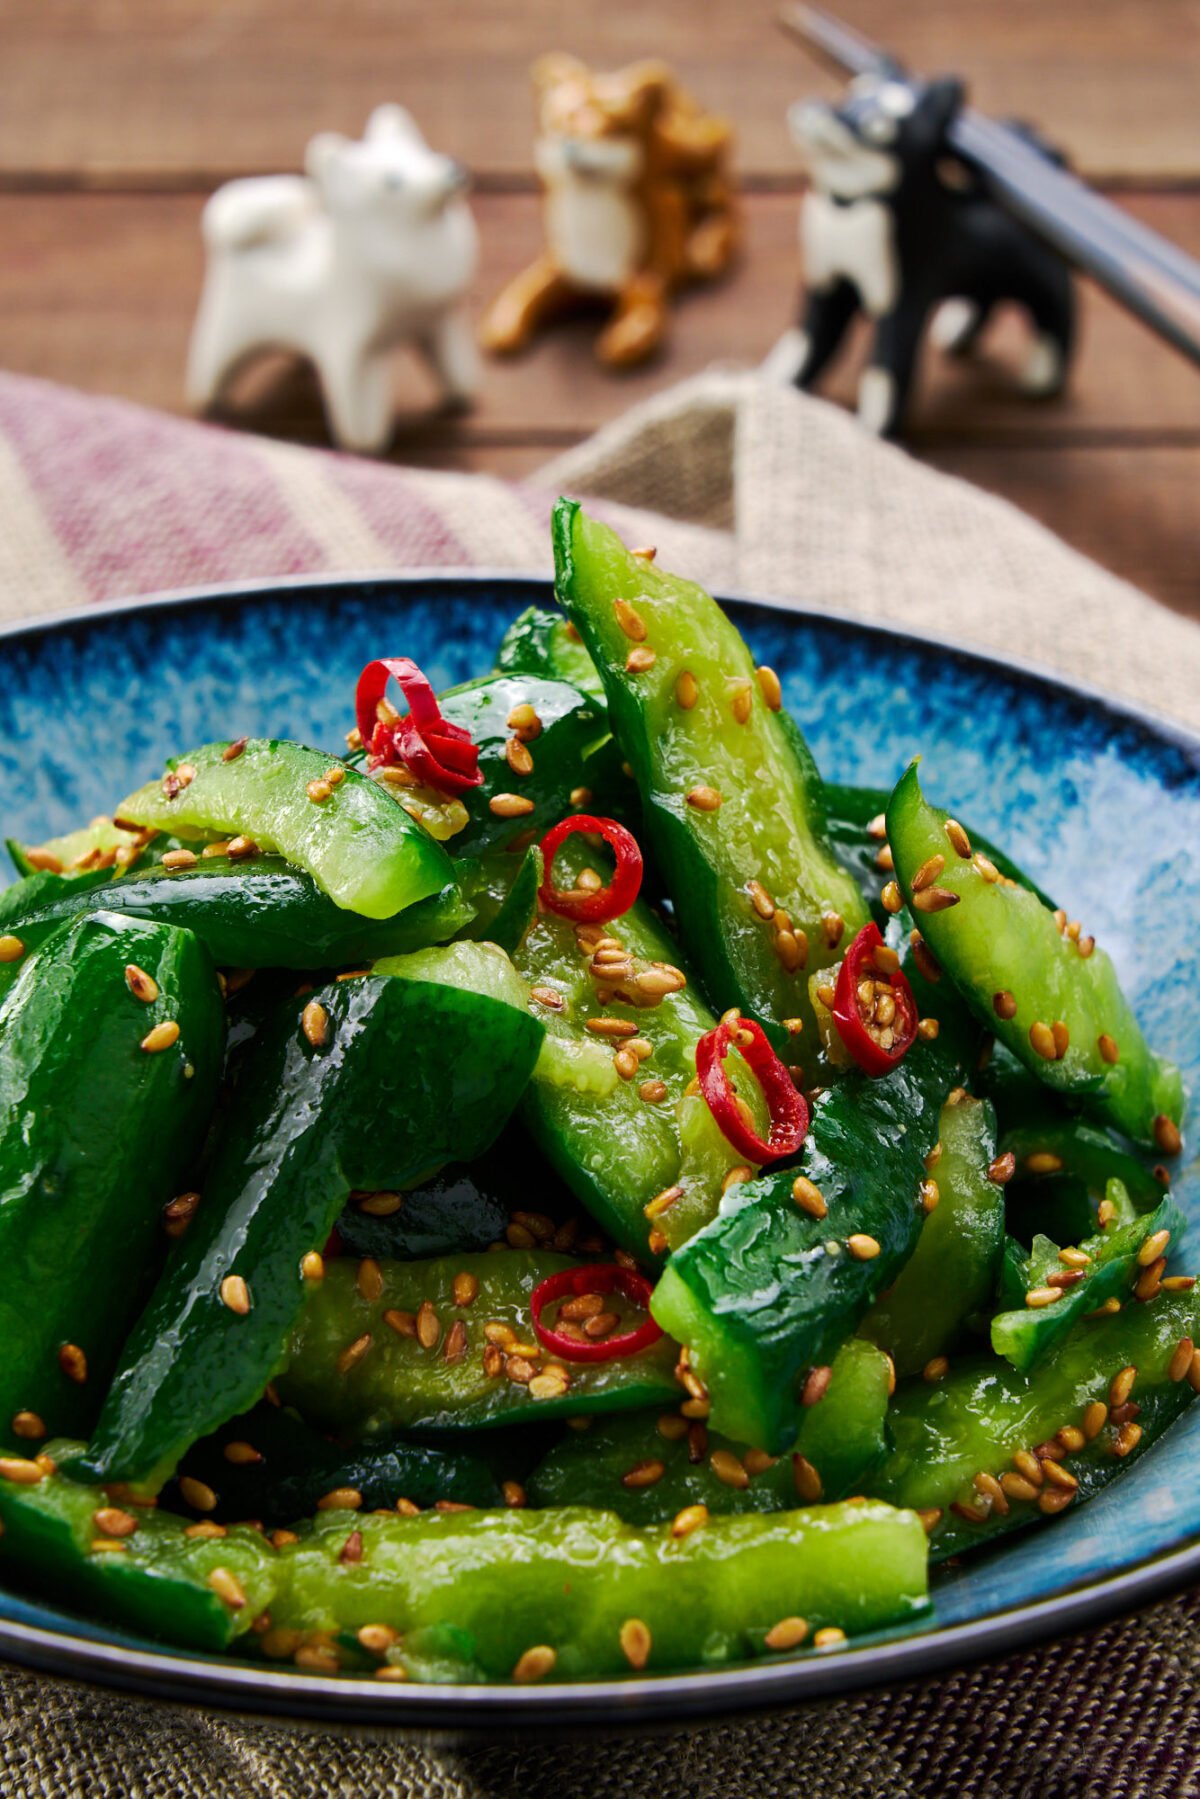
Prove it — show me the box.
[1,366,1199,1798]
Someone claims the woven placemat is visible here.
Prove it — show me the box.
[0,367,1197,1796]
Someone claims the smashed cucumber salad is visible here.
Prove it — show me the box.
[0,499,1188,1686]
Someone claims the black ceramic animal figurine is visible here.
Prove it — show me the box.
[763,72,1075,436]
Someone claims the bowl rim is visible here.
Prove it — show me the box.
[1,566,1198,1729]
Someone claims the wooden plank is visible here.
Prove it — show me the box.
[2,0,1199,184]
[2,190,1197,443]
[922,445,1200,617]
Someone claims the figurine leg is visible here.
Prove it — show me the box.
[186,286,258,411]
[479,256,574,356]
[318,349,394,454]
[1017,256,1075,397]
[859,302,929,437]
[421,309,480,409]
[596,273,669,368]
[761,280,858,389]
[929,298,993,357]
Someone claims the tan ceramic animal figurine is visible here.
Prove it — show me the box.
[481,55,738,369]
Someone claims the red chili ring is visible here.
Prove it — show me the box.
[354,657,483,797]
[695,1014,809,1165]
[538,814,643,924]
[830,922,918,1078]
[530,1264,663,1363]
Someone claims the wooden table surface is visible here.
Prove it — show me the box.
[2,1,1197,613]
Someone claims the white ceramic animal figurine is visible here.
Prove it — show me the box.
[187,106,479,453]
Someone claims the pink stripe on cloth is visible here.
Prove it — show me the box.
[0,374,327,603]
[324,451,469,567]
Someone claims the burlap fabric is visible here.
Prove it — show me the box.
[1,367,1198,1796]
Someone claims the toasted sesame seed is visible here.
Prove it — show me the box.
[911,853,946,893]
[591,1020,644,1046]
[1012,1450,1044,1485]
[992,990,1017,1020]
[357,1257,384,1303]
[943,819,971,859]
[847,1234,880,1261]
[1026,1286,1063,1309]
[625,645,657,675]
[184,1520,226,1541]
[801,1366,832,1407]
[792,1454,822,1502]
[317,1486,363,1512]
[123,963,160,1004]
[823,912,845,950]
[672,669,700,713]
[730,681,753,725]
[671,1503,708,1539]
[1112,1421,1143,1459]
[920,1179,940,1214]
[881,881,903,914]
[974,1471,1008,1514]
[298,999,329,1049]
[58,1342,88,1384]
[306,778,333,804]
[1038,1486,1075,1514]
[614,598,647,642]
[1162,1275,1196,1292]
[415,1301,441,1350]
[923,1356,950,1382]
[1188,1350,1200,1393]
[1138,1229,1172,1267]
[916,1017,940,1041]
[635,1077,667,1106]
[505,736,535,776]
[358,1623,401,1655]
[1096,1033,1120,1065]
[140,1019,181,1054]
[358,1190,404,1219]
[300,1251,325,1282]
[1052,1020,1070,1059]
[755,665,783,712]
[1029,1021,1058,1061]
[883,1353,896,1396]
[814,1628,846,1650]
[917,1508,943,1535]
[1134,1259,1166,1302]
[336,1333,373,1374]
[622,1460,666,1489]
[748,879,775,920]
[223,1441,263,1467]
[1153,1114,1183,1156]
[506,1355,536,1385]
[912,886,959,914]
[489,793,535,818]
[179,1476,218,1512]
[89,1539,128,1555]
[0,934,25,966]
[618,1618,652,1670]
[686,785,722,812]
[1110,1365,1137,1407]
[612,1046,639,1081]
[1169,1336,1195,1382]
[1042,1459,1078,1492]
[1083,1402,1110,1440]
[294,1644,340,1674]
[161,848,198,871]
[1025,1151,1065,1176]
[384,1308,418,1339]
[743,1448,777,1477]
[764,1615,808,1652]
[1000,1473,1040,1503]
[206,1566,247,1610]
[513,1644,556,1683]
[507,702,543,741]
[708,1448,749,1490]
[11,1411,44,1441]
[439,1319,467,1366]
[792,1176,827,1219]
[215,1271,250,1315]
[875,844,895,872]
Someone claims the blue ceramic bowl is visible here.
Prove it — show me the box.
[0,572,1197,1730]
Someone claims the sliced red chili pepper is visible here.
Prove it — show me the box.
[696,1013,809,1165]
[538,814,643,924]
[831,922,918,1077]
[530,1264,663,1363]
[354,657,483,797]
